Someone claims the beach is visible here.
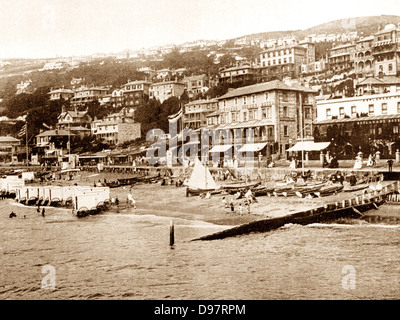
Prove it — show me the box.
[30,168,385,226]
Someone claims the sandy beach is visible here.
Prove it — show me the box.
[32,168,386,226]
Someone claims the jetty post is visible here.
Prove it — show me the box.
[169,219,175,247]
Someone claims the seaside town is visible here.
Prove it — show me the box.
[1,10,400,302]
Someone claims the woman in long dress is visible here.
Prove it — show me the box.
[354,155,362,169]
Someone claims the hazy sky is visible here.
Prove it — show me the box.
[0,0,399,59]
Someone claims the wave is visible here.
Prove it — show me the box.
[308,222,400,229]
[102,212,233,229]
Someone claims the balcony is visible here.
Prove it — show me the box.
[243,103,258,109]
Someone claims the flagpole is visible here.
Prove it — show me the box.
[25,115,28,167]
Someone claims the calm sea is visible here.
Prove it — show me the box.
[0,199,399,300]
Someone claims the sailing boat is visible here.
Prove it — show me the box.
[186,158,221,196]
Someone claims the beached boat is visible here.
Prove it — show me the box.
[222,181,261,190]
[186,158,220,196]
[105,180,120,188]
[343,183,369,192]
[271,183,322,197]
[313,183,344,197]
[224,182,263,195]
[247,185,275,197]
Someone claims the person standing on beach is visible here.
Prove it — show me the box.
[222,197,228,208]
[127,193,136,209]
[229,200,234,213]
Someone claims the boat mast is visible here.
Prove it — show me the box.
[299,93,304,175]
[25,115,28,167]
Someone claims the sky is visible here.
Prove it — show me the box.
[0,0,400,59]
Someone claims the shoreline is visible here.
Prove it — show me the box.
[19,169,388,227]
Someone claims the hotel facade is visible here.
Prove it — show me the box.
[314,91,400,157]
[203,80,317,160]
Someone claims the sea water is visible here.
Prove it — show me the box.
[0,199,399,300]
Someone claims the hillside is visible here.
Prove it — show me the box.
[233,15,400,41]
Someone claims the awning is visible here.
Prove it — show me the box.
[286,141,330,152]
[209,145,233,153]
[238,143,267,152]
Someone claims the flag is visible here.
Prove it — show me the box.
[18,124,27,138]
[42,122,51,129]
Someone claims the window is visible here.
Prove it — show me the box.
[232,112,237,122]
[267,107,271,118]
[249,110,254,120]
[243,96,247,105]
[265,92,269,101]
[305,107,311,119]
[284,125,288,136]
[234,98,238,105]
[326,109,332,119]
[283,106,288,117]
[369,104,374,115]
[268,127,273,137]
[389,64,393,72]
[351,106,357,117]
[262,108,267,119]
[243,111,247,121]
[339,107,345,119]
[394,126,399,134]
[382,103,388,114]
[251,95,256,104]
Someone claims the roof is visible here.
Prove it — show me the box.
[150,81,185,87]
[220,64,254,72]
[261,45,307,53]
[186,98,218,106]
[59,110,89,119]
[217,80,317,100]
[0,136,20,143]
[316,114,400,125]
[124,80,150,85]
[357,76,400,86]
[205,110,221,117]
[49,88,74,94]
[183,74,207,81]
[36,129,74,137]
[356,36,374,43]
[69,126,90,131]
[374,24,397,35]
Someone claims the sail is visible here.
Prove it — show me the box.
[187,158,217,190]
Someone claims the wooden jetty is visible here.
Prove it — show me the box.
[193,181,399,241]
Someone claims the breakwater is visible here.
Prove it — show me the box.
[193,181,400,241]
